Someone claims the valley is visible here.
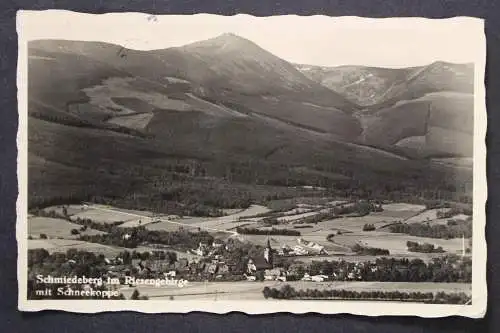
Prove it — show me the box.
[26,34,475,303]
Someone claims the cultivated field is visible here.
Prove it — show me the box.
[27,238,124,257]
[405,208,451,223]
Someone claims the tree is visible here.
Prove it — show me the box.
[362,224,376,231]
[39,233,48,239]
[70,229,80,235]
[130,289,140,300]
[263,286,271,299]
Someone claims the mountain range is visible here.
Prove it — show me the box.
[27,33,474,208]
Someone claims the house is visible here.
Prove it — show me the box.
[212,239,225,248]
[164,270,176,278]
[301,273,312,281]
[311,275,328,282]
[217,263,229,274]
[245,275,256,281]
[292,245,308,256]
[207,264,218,274]
[264,268,286,281]
[247,257,272,273]
[297,238,327,254]
[174,258,189,271]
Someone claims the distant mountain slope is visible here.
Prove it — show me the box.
[296,62,474,108]
[296,61,474,158]
[296,64,414,106]
[26,36,473,210]
[359,92,473,157]
[29,37,361,139]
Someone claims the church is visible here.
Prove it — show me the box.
[246,238,274,274]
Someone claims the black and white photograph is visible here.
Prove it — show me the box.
[16,11,487,317]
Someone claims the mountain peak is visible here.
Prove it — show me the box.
[217,32,241,39]
[181,33,260,53]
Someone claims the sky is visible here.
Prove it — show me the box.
[18,11,484,68]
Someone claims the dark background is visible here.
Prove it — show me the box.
[1,1,499,332]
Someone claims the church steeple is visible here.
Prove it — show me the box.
[264,235,273,267]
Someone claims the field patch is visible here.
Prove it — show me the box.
[28,238,123,257]
[332,232,464,256]
[371,203,425,219]
[278,211,319,223]
[320,216,395,233]
[70,208,138,224]
[107,113,154,130]
[145,221,199,232]
[28,216,106,239]
[68,205,156,224]
[405,208,452,224]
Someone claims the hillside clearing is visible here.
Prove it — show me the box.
[28,216,106,238]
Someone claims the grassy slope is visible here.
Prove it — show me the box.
[27,40,472,211]
[360,92,473,158]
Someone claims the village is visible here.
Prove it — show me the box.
[27,196,473,301]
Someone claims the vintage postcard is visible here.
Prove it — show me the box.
[17,10,487,317]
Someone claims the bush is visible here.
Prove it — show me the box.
[362,224,376,231]
[351,243,389,255]
[39,233,48,239]
[70,229,80,235]
[407,241,446,253]
[130,289,140,300]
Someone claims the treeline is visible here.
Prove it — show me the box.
[79,227,214,250]
[29,110,153,139]
[262,285,469,304]
[389,221,472,239]
[117,249,178,264]
[235,227,300,236]
[292,211,338,225]
[262,210,339,226]
[30,110,95,128]
[306,257,472,283]
[351,243,390,256]
[333,201,383,216]
[406,241,445,253]
[333,201,384,216]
